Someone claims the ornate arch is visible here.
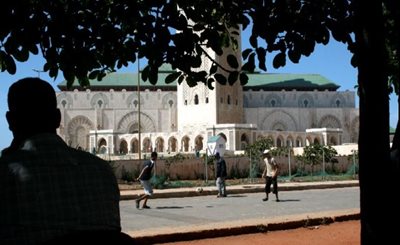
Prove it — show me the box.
[130,138,139,153]
[126,93,145,108]
[318,115,342,128]
[194,135,204,151]
[66,116,94,150]
[161,92,177,109]
[295,136,303,147]
[330,94,346,108]
[181,135,190,152]
[142,137,152,153]
[218,133,227,142]
[240,133,250,150]
[276,135,284,147]
[286,135,294,147]
[261,109,298,131]
[117,112,156,133]
[168,136,178,152]
[264,94,282,107]
[56,92,73,109]
[155,137,165,152]
[188,87,202,105]
[297,93,314,108]
[90,92,109,109]
[271,121,287,131]
[119,139,128,154]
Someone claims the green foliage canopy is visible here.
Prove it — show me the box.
[0,0,360,90]
[1,1,398,96]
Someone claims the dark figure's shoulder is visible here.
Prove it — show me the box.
[68,147,112,166]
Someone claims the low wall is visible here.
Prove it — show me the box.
[111,155,357,181]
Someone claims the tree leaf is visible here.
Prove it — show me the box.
[242,53,256,72]
[227,54,239,69]
[148,66,158,85]
[210,63,218,74]
[214,73,227,85]
[141,66,149,81]
[256,47,266,71]
[5,55,16,74]
[228,71,239,85]
[178,74,185,84]
[165,71,182,84]
[239,72,249,86]
[207,77,215,90]
[272,52,286,69]
[250,35,258,48]
[288,49,301,63]
[242,48,253,60]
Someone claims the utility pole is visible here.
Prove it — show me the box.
[137,57,142,163]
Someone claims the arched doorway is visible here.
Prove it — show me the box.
[155,137,165,153]
[130,138,139,153]
[119,140,128,154]
[168,137,178,153]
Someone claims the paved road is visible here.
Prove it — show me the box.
[120,186,359,241]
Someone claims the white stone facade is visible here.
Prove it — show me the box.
[56,84,359,156]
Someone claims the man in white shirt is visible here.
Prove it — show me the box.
[261,149,280,202]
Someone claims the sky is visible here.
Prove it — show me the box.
[0,39,398,151]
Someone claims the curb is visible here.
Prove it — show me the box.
[131,210,360,244]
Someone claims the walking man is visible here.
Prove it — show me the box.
[135,151,157,209]
[261,149,280,202]
[215,152,227,197]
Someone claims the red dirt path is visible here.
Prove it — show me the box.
[161,220,360,245]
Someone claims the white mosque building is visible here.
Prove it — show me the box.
[56,64,359,157]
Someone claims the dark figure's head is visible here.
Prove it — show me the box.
[6,77,61,141]
[215,152,220,159]
[151,151,158,161]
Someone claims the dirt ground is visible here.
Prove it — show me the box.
[161,220,360,245]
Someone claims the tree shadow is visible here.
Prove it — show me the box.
[276,199,300,202]
[225,195,247,198]
[155,206,192,209]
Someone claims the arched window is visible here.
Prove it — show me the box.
[119,140,128,154]
[227,95,231,105]
[194,94,199,105]
[303,99,309,108]
[97,100,103,108]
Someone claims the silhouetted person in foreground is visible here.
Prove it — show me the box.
[0,78,134,244]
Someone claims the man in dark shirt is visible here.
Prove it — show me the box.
[135,151,157,209]
[215,152,227,197]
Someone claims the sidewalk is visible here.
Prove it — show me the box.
[120,180,360,244]
[120,179,359,200]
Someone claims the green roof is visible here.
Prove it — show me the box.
[245,73,339,91]
[57,64,177,90]
[58,66,339,91]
